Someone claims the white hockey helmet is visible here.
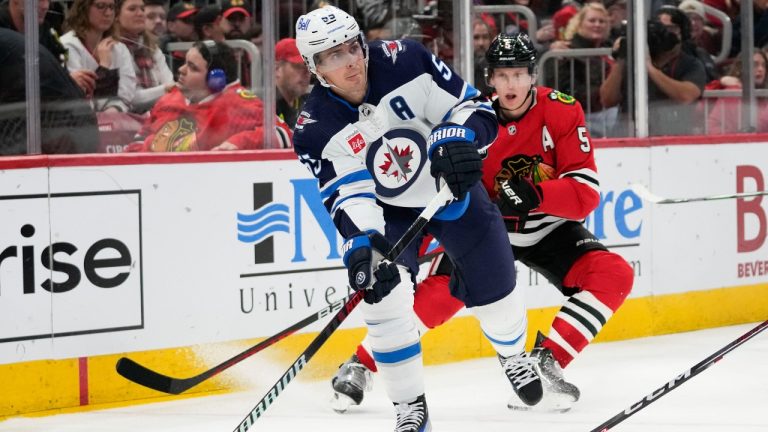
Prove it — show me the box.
[295,6,367,82]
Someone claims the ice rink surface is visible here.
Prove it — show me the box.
[1,322,766,432]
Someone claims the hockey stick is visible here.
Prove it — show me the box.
[630,183,768,204]
[589,320,768,432]
[116,293,358,394]
[233,185,455,432]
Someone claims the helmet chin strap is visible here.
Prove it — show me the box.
[499,85,534,118]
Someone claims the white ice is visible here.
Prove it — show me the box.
[1,323,766,432]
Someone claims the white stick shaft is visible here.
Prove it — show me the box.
[631,183,768,204]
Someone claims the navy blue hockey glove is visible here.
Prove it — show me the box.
[428,125,483,200]
[497,177,543,233]
[342,232,402,304]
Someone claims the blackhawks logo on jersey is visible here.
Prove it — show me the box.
[149,118,198,152]
[549,89,576,105]
[494,154,555,193]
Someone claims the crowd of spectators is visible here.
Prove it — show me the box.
[1,0,767,155]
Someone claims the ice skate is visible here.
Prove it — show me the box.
[330,354,373,413]
[393,394,431,432]
[498,351,543,407]
[507,333,580,412]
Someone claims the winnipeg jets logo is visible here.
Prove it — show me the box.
[367,128,426,197]
[355,271,367,287]
[379,140,414,181]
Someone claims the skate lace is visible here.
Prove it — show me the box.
[394,400,425,432]
[502,354,539,388]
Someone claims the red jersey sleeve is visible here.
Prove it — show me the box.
[536,92,600,220]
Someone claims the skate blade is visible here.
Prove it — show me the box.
[507,389,576,413]
[330,392,356,414]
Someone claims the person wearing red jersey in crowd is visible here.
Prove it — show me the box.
[330,32,634,414]
[126,40,291,151]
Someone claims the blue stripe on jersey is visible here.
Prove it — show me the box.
[482,329,526,347]
[462,83,480,101]
[478,103,493,112]
[321,170,373,200]
[331,192,377,215]
[372,342,422,364]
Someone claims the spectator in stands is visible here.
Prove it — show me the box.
[60,0,137,112]
[605,0,628,44]
[244,22,261,49]
[143,0,166,37]
[115,0,174,113]
[731,0,768,56]
[162,2,196,44]
[159,2,197,80]
[679,0,721,58]
[547,2,616,136]
[702,0,739,30]
[553,0,603,41]
[662,6,721,83]
[473,16,495,96]
[127,41,291,151]
[220,0,251,40]
[500,0,556,45]
[194,5,224,42]
[274,37,309,128]
[0,28,99,154]
[0,0,101,95]
[706,49,768,133]
[600,14,707,135]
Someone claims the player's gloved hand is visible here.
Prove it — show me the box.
[342,231,402,304]
[497,177,543,232]
[428,124,482,200]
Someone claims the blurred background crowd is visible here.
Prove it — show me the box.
[1,0,766,154]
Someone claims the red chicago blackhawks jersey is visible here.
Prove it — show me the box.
[132,84,292,151]
[482,86,600,247]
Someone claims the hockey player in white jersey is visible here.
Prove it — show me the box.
[293,6,543,431]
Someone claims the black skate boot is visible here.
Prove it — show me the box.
[498,351,544,407]
[393,394,431,432]
[528,332,580,412]
[330,354,373,413]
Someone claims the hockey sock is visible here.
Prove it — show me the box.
[545,250,634,368]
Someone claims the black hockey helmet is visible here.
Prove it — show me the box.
[485,32,537,74]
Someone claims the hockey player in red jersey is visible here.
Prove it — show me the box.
[127,40,291,152]
[331,31,634,413]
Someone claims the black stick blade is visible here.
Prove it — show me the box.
[116,357,184,394]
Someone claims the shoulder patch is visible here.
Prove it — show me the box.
[295,111,316,131]
[548,89,576,105]
[237,88,257,99]
[380,40,405,64]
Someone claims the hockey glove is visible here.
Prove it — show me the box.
[342,232,402,304]
[428,125,483,200]
[497,177,543,233]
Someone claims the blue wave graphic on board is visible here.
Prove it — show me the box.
[237,203,290,243]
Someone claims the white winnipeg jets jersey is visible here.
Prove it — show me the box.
[293,39,497,237]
